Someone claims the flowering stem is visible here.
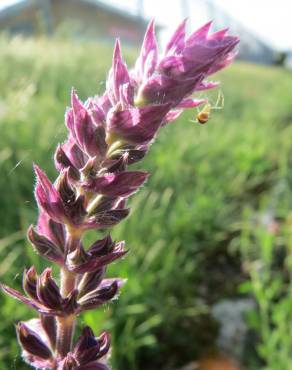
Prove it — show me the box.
[60,268,76,296]
[0,19,238,369]
[56,233,80,357]
[56,314,76,358]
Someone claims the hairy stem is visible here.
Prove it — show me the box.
[56,233,80,357]
[56,314,76,358]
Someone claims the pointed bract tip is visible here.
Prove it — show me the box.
[188,20,213,42]
[143,18,157,47]
[33,163,40,175]
[33,164,47,184]
[70,87,78,102]
[199,20,213,34]
[113,38,121,56]
[71,88,82,108]
[209,27,229,40]
[33,164,52,188]
[113,38,124,66]
[147,18,155,32]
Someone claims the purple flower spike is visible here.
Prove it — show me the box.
[1,18,238,369]
[136,20,239,109]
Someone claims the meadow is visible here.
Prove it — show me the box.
[0,35,291,370]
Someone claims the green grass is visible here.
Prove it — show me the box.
[0,35,292,369]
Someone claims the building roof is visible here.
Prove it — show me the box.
[0,0,31,21]
[0,0,150,26]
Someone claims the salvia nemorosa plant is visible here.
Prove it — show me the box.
[1,20,238,369]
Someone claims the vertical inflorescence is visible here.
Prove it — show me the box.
[1,20,238,369]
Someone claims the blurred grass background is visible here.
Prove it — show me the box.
[0,35,291,370]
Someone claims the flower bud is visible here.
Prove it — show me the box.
[27,225,64,265]
[82,171,149,198]
[23,266,38,300]
[34,164,67,223]
[84,208,130,230]
[17,322,52,360]
[67,237,126,274]
[62,137,88,170]
[73,327,111,366]
[67,90,108,158]
[54,144,80,180]
[87,195,118,215]
[77,268,105,298]
[67,195,87,226]
[55,170,76,205]
[77,280,119,312]
[37,212,65,251]
[36,268,62,310]
[67,244,88,267]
